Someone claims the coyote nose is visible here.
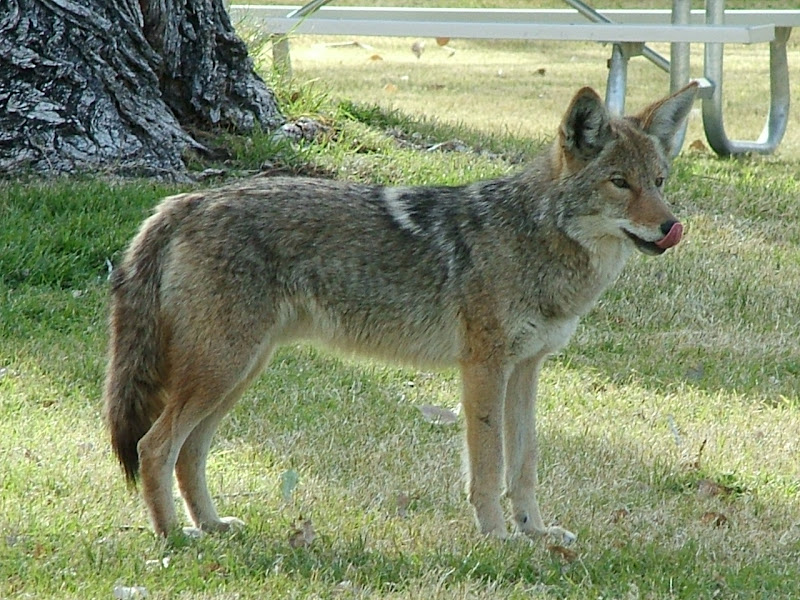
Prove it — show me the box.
[655,220,683,250]
[661,219,679,236]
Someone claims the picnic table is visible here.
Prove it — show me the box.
[229,1,799,156]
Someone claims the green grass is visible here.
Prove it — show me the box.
[2,15,800,600]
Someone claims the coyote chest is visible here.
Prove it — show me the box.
[507,310,580,361]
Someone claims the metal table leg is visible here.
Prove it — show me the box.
[272,0,337,76]
[669,0,692,152]
[605,42,645,116]
[702,0,792,155]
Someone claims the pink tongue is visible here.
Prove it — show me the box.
[655,222,683,249]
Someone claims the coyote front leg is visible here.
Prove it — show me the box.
[460,362,508,538]
[504,355,576,543]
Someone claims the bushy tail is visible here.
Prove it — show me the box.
[103,201,182,486]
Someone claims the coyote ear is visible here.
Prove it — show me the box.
[637,82,698,156]
[559,87,613,164]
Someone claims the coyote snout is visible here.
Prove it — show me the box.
[625,219,683,255]
[105,82,697,542]
[656,220,683,249]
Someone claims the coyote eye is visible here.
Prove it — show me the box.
[655,177,665,187]
[610,177,629,189]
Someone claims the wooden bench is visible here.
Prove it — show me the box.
[229,2,798,156]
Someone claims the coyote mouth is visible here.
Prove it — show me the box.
[624,230,665,255]
[624,222,682,256]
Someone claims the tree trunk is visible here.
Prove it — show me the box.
[0,0,284,178]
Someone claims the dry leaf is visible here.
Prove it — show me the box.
[686,439,707,470]
[701,511,729,527]
[76,441,94,457]
[281,468,299,502]
[536,67,546,76]
[113,586,148,600]
[323,41,373,50]
[369,54,383,61]
[144,556,171,570]
[435,37,450,46]
[383,83,398,93]
[411,40,425,59]
[418,404,459,425]
[779,523,800,545]
[202,561,226,575]
[396,492,411,517]
[689,139,709,153]
[610,508,629,524]
[288,518,316,548]
[697,479,733,498]
[685,362,705,381]
[547,544,578,563]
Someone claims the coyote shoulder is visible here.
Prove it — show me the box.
[105,83,697,541]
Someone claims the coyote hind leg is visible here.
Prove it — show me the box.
[175,345,275,535]
[138,346,262,538]
[137,399,208,538]
[174,398,245,535]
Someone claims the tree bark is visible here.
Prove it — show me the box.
[0,0,284,178]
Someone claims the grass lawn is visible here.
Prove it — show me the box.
[1,8,799,600]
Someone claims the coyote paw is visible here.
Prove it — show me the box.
[183,516,245,538]
[181,526,205,539]
[216,516,246,531]
[544,525,577,546]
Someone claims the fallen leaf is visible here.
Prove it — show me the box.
[368,54,383,61]
[686,362,705,381]
[145,555,171,570]
[779,523,800,545]
[435,37,450,46]
[686,438,707,470]
[536,67,546,76]
[610,507,629,524]
[418,404,459,425]
[76,441,94,457]
[281,469,299,502]
[288,518,316,548]
[383,83,398,93]
[197,168,226,181]
[697,479,733,498]
[113,586,148,600]
[700,511,729,527]
[689,139,709,153]
[396,492,411,517]
[203,561,226,575]
[333,580,361,595]
[547,544,578,563]
[323,41,374,50]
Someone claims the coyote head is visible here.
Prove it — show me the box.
[554,83,698,255]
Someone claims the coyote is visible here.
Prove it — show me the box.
[105,83,697,542]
